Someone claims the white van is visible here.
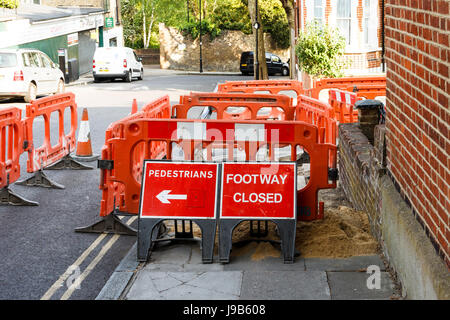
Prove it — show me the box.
[92,47,143,82]
[0,49,65,102]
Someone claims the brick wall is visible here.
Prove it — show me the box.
[384,0,449,265]
[338,124,387,241]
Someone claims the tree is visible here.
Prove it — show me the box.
[248,0,268,79]
[121,0,187,49]
[279,0,296,79]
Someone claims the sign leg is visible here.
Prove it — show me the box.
[137,218,163,262]
[193,220,217,264]
[218,219,241,264]
[273,219,297,264]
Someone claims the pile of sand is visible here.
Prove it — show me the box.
[295,205,378,258]
[163,205,378,259]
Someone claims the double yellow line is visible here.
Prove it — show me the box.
[40,216,137,300]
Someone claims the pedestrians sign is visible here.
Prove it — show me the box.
[138,160,220,263]
[139,161,220,219]
[220,162,297,219]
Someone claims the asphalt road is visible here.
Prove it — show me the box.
[0,69,265,300]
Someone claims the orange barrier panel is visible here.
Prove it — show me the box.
[297,95,337,146]
[218,80,304,98]
[305,76,386,99]
[173,92,294,121]
[0,107,39,205]
[346,84,386,100]
[96,118,336,222]
[21,93,78,172]
[328,89,359,123]
[0,107,24,189]
[95,96,172,221]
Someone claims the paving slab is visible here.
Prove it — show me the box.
[125,271,242,300]
[327,271,395,300]
[304,255,386,271]
[240,271,330,300]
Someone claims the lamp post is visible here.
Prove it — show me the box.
[199,0,203,73]
[254,0,259,80]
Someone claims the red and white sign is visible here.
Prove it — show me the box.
[220,162,297,219]
[139,161,219,219]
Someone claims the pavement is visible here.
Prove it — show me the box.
[97,240,397,300]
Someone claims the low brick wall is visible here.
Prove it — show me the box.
[338,122,450,299]
[338,123,386,241]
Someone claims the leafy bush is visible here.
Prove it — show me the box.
[179,19,221,41]
[210,0,290,48]
[211,0,252,34]
[0,0,18,9]
[259,0,290,48]
[295,21,346,78]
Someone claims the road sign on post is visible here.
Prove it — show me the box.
[138,161,220,263]
[219,162,297,264]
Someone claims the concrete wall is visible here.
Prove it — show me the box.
[159,23,289,72]
[338,123,450,299]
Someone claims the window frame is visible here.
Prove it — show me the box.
[336,0,352,46]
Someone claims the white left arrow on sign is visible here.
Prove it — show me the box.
[156,190,188,204]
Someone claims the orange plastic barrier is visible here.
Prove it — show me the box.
[97,96,172,219]
[98,118,337,221]
[346,84,386,100]
[0,107,24,189]
[305,76,386,99]
[173,92,294,121]
[218,80,304,97]
[21,93,78,172]
[297,95,337,146]
[328,89,359,123]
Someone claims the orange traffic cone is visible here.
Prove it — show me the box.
[73,108,99,161]
[131,98,138,114]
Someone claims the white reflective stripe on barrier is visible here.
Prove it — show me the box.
[177,122,207,140]
[234,123,265,142]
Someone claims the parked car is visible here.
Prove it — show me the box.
[240,51,289,76]
[92,47,143,82]
[0,49,65,102]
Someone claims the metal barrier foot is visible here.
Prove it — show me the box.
[75,213,137,235]
[249,220,269,237]
[16,170,65,189]
[45,154,94,170]
[0,186,39,206]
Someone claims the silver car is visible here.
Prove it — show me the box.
[0,49,65,102]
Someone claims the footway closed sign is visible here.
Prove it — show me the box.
[220,162,297,219]
[139,161,296,220]
[139,161,220,219]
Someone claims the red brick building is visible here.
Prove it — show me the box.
[384,0,449,265]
